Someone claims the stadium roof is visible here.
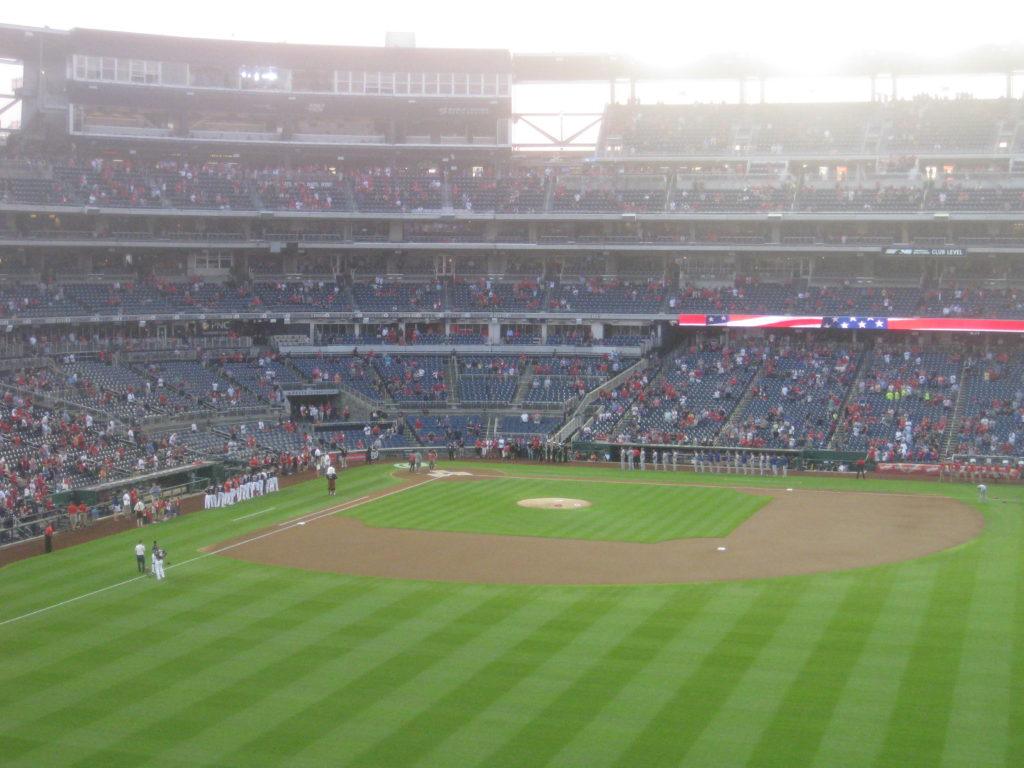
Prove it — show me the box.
[0,24,510,70]
[1,23,1023,81]
[512,49,1024,82]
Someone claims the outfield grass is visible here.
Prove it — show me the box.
[351,476,766,540]
[0,462,1021,768]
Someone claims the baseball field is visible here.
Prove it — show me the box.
[0,461,1020,767]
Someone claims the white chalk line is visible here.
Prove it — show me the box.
[279,497,368,526]
[232,506,278,522]
[0,476,440,628]
[0,574,148,627]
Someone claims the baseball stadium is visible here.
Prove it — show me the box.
[1,16,1024,768]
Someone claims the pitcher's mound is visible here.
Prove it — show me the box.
[517,497,591,509]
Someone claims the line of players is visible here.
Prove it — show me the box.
[937,461,1022,483]
[619,447,790,475]
[202,469,280,509]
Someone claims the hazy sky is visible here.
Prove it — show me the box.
[2,0,1020,70]
[1,2,1020,136]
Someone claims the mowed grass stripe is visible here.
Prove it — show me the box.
[131,580,465,768]
[1007,514,1024,766]
[414,589,655,768]
[677,577,868,768]
[610,579,810,766]
[1,562,293,709]
[212,587,526,765]
[874,543,982,767]
[4,570,301,764]
[941,526,1016,767]
[300,588,614,767]
[736,569,900,768]
[442,587,716,768]
[160,581,451,767]
[71,580,444,768]
[541,585,776,768]
[808,559,952,768]
[588,483,693,542]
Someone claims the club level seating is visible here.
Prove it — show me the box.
[600,99,1018,158]
[221,361,302,401]
[254,282,354,312]
[64,283,179,314]
[449,280,543,312]
[256,178,351,211]
[351,173,443,212]
[497,415,561,436]
[406,415,486,446]
[547,281,664,314]
[53,164,162,208]
[372,355,448,402]
[142,361,259,408]
[0,285,85,318]
[523,375,599,404]
[671,184,793,213]
[153,427,237,457]
[327,425,412,450]
[350,282,443,312]
[289,356,382,401]
[62,360,194,416]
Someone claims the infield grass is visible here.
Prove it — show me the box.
[0,461,1021,768]
[350,476,766,540]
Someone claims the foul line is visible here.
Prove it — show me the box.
[279,496,368,526]
[0,574,148,628]
[232,506,278,522]
[0,477,440,628]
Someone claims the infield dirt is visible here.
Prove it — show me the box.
[211,471,983,585]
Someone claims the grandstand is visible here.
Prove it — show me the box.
[0,23,1022,545]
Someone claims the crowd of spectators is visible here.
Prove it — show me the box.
[601,97,1020,157]
[7,142,1024,214]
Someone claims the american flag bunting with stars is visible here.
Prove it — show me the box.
[821,316,889,329]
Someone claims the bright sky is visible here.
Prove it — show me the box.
[3,0,1021,71]
[1,1,1021,135]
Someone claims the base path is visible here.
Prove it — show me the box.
[211,472,984,585]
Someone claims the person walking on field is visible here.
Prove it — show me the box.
[326,464,337,496]
[135,541,146,573]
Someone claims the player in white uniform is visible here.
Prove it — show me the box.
[153,546,166,580]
